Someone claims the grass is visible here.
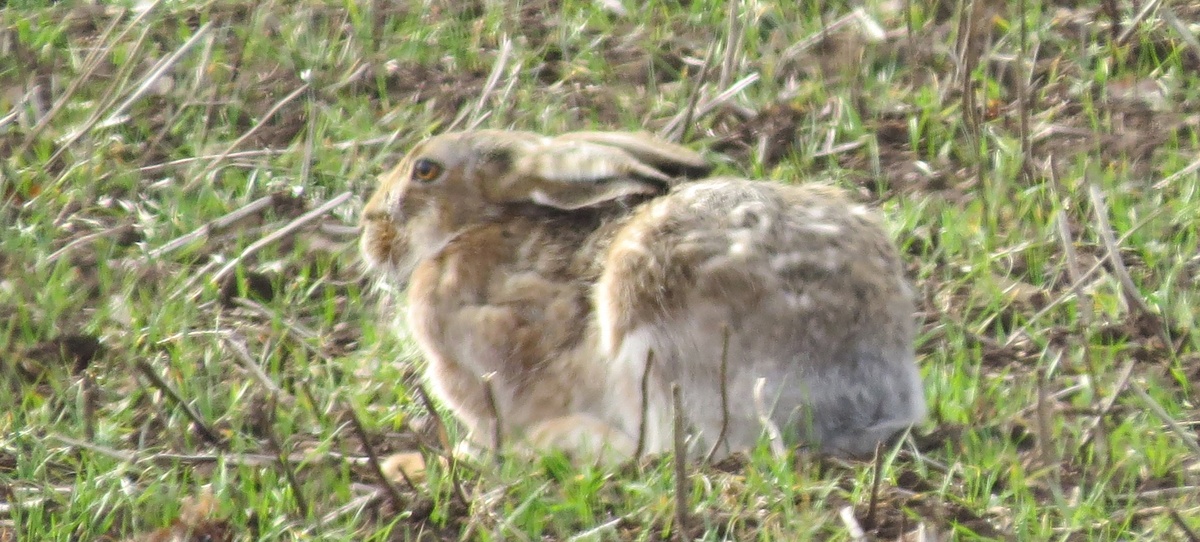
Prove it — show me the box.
[2,0,1199,539]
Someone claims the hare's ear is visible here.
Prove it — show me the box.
[555,131,712,179]
[489,138,685,211]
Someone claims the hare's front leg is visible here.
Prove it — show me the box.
[412,302,580,450]
[407,223,619,457]
[525,414,638,463]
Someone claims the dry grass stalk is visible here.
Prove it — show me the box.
[149,194,277,258]
[703,325,732,463]
[1128,384,1200,458]
[1167,508,1200,542]
[660,42,716,143]
[1116,0,1164,46]
[1055,209,1107,464]
[481,372,504,460]
[462,35,513,131]
[345,402,411,508]
[262,405,312,519]
[15,13,124,156]
[134,357,225,448]
[413,383,469,505]
[865,442,884,529]
[1087,183,1176,353]
[210,190,353,285]
[752,377,786,459]
[671,383,690,542]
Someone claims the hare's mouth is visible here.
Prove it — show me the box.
[360,222,414,280]
[360,209,459,289]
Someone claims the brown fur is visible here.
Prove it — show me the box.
[361,130,924,460]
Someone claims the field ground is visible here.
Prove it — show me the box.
[2,0,1200,540]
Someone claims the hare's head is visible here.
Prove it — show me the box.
[360,130,710,279]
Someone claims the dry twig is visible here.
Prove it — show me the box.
[15,12,125,156]
[482,372,504,459]
[210,190,353,285]
[134,358,225,448]
[44,6,197,168]
[1163,7,1200,62]
[462,35,513,130]
[752,377,786,459]
[671,383,691,542]
[345,402,411,508]
[412,383,469,505]
[704,326,732,463]
[1077,358,1136,453]
[46,224,137,264]
[262,404,311,518]
[661,42,716,144]
[149,194,278,258]
[865,443,884,529]
[221,333,290,401]
[718,0,744,90]
[193,82,311,187]
[1056,209,1107,464]
[1129,383,1200,458]
[1116,0,1164,46]
[1087,183,1176,352]
[1169,508,1200,542]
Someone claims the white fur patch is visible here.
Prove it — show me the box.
[650,201,671,220]
[769,252,809,271]
[725,230,755,257]
[594,280,618,356]
[617,237,651,257]
[530,190,555,207]
[604,325,667,447]
[610,326,656,375]
[782,292,814,310]
[799,223,843,236]
[675,180,733,202]
[823,247,843,267]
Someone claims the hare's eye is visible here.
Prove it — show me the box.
[412,159,443,183]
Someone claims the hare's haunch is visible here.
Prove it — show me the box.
[361,130,924,460]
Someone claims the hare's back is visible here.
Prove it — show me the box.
[596,177,922,455]
[598,177,913,363]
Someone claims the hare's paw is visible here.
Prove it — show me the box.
[380,451,436,484]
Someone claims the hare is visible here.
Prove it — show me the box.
[360,130,924,461]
